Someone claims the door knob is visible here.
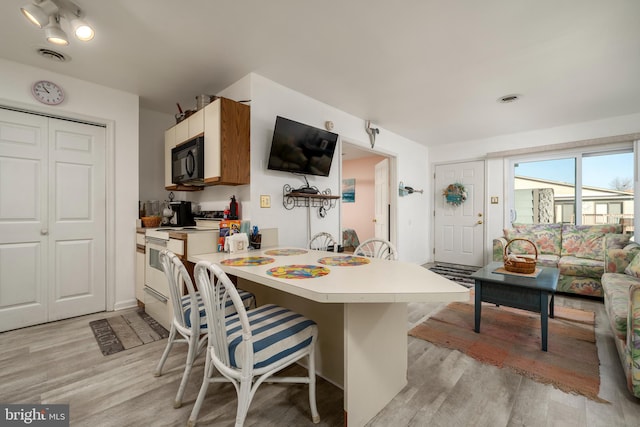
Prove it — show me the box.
[476,220,483,225]
[41,229,48,235]
[373,218,377,223]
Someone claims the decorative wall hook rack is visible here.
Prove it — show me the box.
[398,181,423,197]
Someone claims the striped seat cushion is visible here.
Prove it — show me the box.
[225,304,317,369]
[183,289,255,329]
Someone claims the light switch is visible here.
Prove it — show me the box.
[490,196,499,204]
[260,195,271,208]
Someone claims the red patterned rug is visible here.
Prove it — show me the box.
[409,301,605,402]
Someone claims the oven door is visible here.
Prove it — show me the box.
[144,237,173,330]
[145,237,169,297]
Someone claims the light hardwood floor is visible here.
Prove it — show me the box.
[1,294,639,426]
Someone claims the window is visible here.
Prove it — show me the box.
[510,146,634,226]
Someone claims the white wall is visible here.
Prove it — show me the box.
[139,108,172,203]
[0,58,139,311]
[247,74,431,263]
[429,112,640,262]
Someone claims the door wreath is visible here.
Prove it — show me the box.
[443,183,467,206]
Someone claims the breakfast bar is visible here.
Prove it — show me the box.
[189,248,469,426]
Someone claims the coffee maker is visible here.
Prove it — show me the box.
[169,201,196,226]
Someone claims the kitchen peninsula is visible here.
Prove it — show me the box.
[189,248,469,427]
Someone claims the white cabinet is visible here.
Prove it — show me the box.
[164,97,250,190]
[135,231,145,303]
[164,109,205,190]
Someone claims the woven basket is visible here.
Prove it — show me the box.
[503,238,537,274]
[141,216,161,228]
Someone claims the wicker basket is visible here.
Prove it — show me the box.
[141,216,161,228]
[503,238,537,274]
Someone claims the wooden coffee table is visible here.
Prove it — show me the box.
[469,261,560,351]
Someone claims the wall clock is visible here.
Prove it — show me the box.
[31,80,65,105]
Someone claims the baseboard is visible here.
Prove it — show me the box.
[113,298,138,311]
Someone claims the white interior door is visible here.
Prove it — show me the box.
[374,158,389,239]
[48,119,106,320]
[0,109,106,331]
[434,161,485,266]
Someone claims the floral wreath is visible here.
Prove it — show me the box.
[443,183,467,206]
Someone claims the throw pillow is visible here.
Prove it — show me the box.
[624,252,640,278]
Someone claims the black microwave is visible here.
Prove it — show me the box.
[172,136,205,185]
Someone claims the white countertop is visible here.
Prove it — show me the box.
[189,248,470,304]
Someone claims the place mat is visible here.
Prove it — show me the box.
[266,264,330,279]
[493,266,542,277]
[264,248,308,256]
[220,256,275,266]
[318,255,370,266]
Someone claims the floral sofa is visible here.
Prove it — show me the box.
[493,223,629,297]
[602,241,640,398]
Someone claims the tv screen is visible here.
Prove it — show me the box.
[267,116,339,177]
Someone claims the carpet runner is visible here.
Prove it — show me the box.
[90,309,169,356]
[428,263,478,287]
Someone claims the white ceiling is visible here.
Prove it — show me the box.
[2,0,640,147]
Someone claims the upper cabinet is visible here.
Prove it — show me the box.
[164,97,250,190]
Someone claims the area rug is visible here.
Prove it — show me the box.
[89,309,169,356]
[428,263,478,288]
[409,301,605,402]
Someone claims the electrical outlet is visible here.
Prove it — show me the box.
[260,195,271,208]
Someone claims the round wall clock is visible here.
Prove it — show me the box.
[31,80,65,105]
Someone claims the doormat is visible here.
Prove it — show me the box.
[409,301,605,402]
[89,309,169,356]
[428,263,478,288]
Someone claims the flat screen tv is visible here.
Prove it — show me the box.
[267,116,339,177]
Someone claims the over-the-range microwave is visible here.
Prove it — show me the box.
[172,135,205,185]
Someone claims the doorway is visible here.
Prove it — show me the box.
[340,141,395,251]
[0,108,107,332]
[434,161,485,267]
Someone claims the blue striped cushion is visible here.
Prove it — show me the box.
[225,304,317,369]
[183,289,255,329]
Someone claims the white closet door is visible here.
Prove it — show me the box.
[48,118,106,320]
[0,110,106,331]
[0,110,49,331]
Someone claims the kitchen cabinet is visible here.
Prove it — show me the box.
[135,230,145,304]
[164,109,206,191]
[164,97,249,190]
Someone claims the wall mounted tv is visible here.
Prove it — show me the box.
[267,116,339,177]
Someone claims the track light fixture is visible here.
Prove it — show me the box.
[21,0,94,45]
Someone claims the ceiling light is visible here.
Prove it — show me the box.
[70,16,94,41]
[21,3,49,28]
[44,15,68,46]
[20,0,95,45]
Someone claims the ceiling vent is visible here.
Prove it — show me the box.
[37,48,68,62]
[498,94,520,103]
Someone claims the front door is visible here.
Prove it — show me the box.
[0,109,106,331]
[434,161,485,266]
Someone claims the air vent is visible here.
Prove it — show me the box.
[498,94,520,103]
[36,48,68,62]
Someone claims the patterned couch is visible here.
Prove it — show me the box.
[493,223,630,297]
[602,241,640,398]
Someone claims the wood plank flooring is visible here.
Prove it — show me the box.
[1,294,639,426]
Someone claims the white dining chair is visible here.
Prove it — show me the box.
[308,231,338,252]
[354,238,398,260]
[188,260,320,427]
[153,250,255,408]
